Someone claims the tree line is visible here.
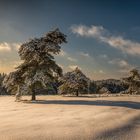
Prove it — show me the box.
[0,29,140,101]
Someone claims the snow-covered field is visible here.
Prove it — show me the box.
[0,95,140,140]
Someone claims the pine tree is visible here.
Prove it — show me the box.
[3,29,67,100]
[58,67,90,96]
[0,73,7,95]
[122,68,140,94]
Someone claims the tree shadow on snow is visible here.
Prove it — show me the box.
[94,114,140,140]
[25,99,140,110]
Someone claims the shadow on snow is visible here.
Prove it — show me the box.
[94,114,140,140]
[25,99,140,110]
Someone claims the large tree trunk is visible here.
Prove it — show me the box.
[76,90,79,97]
[30,86,36,101]
[15,85,21,101]
[32,91,36,100]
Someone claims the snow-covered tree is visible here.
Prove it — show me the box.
[0,73,6,87]
[0,73,8,95]
[58,67,90,96]
[3,29,67,100]
[122,68,140,94]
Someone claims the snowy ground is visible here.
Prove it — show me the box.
[0,95,140,140]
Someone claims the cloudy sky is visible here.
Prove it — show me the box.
[0,0,140,80]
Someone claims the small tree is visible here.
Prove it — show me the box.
[3,29,67,100]
[0,73,6,87]
[122,68,140,94]
[0,73,8,95]
[58,67,90,96]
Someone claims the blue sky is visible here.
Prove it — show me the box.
[0,0,140,80]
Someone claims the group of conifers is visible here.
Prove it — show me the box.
[0,29,140,101]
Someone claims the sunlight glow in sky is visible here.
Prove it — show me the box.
[0,0,140,80]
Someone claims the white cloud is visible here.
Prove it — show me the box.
[108,59,133,74]
[68,65,81,70]
[59,50,67,56]
[58,64,64,69]
[67,57,77,62]
[58,49,78,62]
[71,25,140,56]
[0,60,23,73]
[79,52,90,57]
[99,70,105,74]
[108,59,130,68]
[0,42,11,52]
[108,59,134,75]
[118,60,129,67]
[118,69,130,74]
[0,42,21,52]
[71,25,104,38]
[12,43,21,51]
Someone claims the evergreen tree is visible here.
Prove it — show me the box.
[0,73,7,95]
[122,68,140,94]
[59,67,90,96]
[3,29,67,100]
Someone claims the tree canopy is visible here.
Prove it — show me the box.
[122,68,140,94]
[58,67,90,96]
[3,29,67,100]
[0,73,7,95]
